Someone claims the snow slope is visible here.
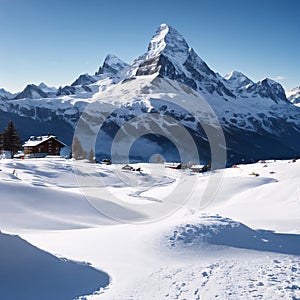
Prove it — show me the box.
[0,231,109,300]
[0,157,299,299]
[72,73,300,165]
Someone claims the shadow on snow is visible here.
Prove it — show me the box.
[169,215,300,256]
[0,232,110,300]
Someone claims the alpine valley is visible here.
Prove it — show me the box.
[1,23,300,164]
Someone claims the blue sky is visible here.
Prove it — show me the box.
[0,0,299,92]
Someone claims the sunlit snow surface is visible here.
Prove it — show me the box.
[0,157,300,299]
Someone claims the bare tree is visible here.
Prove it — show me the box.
[88,149,95,163]
[72,136,86,160]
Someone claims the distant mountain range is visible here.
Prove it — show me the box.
[1,23,300,164]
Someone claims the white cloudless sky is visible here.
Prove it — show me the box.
[0,0,299,92]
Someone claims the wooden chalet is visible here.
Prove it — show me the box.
[190,164,208,173]
[23,134,66,158]
[101,158,111,165]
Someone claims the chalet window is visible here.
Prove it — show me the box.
[38,147,41,152]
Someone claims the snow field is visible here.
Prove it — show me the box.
[0,157,299,299]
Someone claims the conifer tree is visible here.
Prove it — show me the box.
[0,132,3,151]
[2,121,22,158]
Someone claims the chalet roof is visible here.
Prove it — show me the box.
[164,162,181,167]
[23,135,66,147]
[122,164,134,170]
[190,164,206,169]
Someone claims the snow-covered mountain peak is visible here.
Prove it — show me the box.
[38,82,57,94]
[146,23,190,64]
[38,82,49,89]
[262,78,279,86]
[224,71,237,80]
[224,71,253,91]
[286,86,300,104]
[104,54,126,66]
[71,73,97,87]
[95,54,128,76]
[290,86,300,93]
[62,54,128,95]
[244,78,288,103]
[260,78,287,96]
[224,71,252,83]
[13,84,49,100]
[135,24,225,94]
[0,88,13,100]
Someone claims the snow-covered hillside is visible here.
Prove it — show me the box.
[0,157,299,299]
[0,23,300,163]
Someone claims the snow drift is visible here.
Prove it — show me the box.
[0,231,109,300]
[168,215,300,256]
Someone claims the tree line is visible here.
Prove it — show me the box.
[0,121,22,158]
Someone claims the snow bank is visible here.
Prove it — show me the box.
[168,215,300,255]
[0,231,109,300]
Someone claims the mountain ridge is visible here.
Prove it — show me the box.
[0,23,299,164]
[1,23,297,103]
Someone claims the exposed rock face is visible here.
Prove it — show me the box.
[244,78,289,103]
[95,54,128,76]
[56,85,77,96]
[1,23,300,164]
[14,84,49,100]
[71,74,98,87]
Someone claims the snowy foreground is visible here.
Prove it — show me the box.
[0,157,300,299]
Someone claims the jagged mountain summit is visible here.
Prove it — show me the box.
[134,23,234,98]
[38,82,57,95]
[1,83,57,100]
[13,84,50,100]
[1,23,300,163]
[0,88,13,100]
[128,24,288,105]
[0,54,128,100]
[224,71,254,91]
[244,78,289,104]
[95,54,128,77]
[287,86,300,104]
[59,54,128,96]
[71,54,128,87]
